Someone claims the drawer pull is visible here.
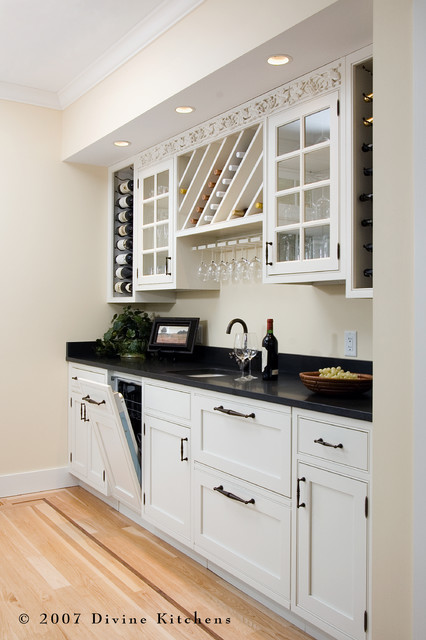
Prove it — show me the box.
[214,485,255,505]
[213,405,255,419]
[72,376,78,380]
[297,476,306,508]
[180,437,188,462]
[82,395,106,406]
[314,437,343,449]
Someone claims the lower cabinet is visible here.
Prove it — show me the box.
[292,408,371,640]
[194,464,291,607]
[69,395,108,494]
[143,415,191,544]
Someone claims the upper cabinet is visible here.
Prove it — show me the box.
[135,159,174,288]
[265,92,341,283]
[106,55,373,299]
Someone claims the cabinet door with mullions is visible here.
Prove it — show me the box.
[266,92,340,281]
[135,158,174,287]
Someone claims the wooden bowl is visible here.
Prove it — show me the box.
[299,371,373,395]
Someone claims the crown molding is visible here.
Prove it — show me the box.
[0,0,205,110]
[0,82,61,110]
[57,0,205,109]
[136,60,343,169]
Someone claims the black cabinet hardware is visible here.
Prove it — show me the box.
[82,395,106,406]
[314,437,343,449]
[166,256,172,276]
[265,241,273,266]
[296,477,306,508]
[213,485,255,505]
[180,437,188,461]
[214,405,255,419]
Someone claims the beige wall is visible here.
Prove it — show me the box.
[372,0,414,638]
[151,283,372,359]
[0,100,110,475]
[62,0,336,160]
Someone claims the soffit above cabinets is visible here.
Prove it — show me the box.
[65,0,373,166]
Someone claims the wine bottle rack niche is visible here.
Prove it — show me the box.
[177,123,263,235]
[353,57,373,289]
[112,164,134,298]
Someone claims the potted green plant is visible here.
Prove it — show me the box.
[95,306,153,359]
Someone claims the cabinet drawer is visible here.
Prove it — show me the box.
[296,414,369,471]
[193,393,291,496]
[144,382,191,422]
[69,364,107,394]
[194,464,291,607]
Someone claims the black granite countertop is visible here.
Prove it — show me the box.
[66,342,372,422]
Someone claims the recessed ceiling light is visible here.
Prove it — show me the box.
[267,54,293,66]
[175,106,195,114]
[113,140,131,147]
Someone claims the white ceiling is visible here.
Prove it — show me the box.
[0,0,204,108]
[0,0,373,166]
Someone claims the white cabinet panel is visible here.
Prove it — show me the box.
[294,462,368,640]
[193,393,291,496]
[77,379,141,513]
[194,465,291,607]
[143,416,191,543]
[144,382,191,422]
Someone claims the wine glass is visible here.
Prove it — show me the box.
[233,333,249,382]
[244,333,258,380]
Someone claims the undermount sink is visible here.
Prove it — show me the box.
[168,368,236,378]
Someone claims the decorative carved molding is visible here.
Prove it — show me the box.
[136,60,342,169]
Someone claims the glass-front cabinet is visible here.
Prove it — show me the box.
[265,92,342,283]
[135,159,174,289]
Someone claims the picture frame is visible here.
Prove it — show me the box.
[148,317,200,354]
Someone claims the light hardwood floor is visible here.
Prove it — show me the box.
[0,486,314,639]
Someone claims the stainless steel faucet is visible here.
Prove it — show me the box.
[226,318,248,334]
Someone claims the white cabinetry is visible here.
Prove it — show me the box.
[142,381,191,544]
[68,364,109,495]
[265,92,342,283]
[292,408,371,640]
[192,391,292,607]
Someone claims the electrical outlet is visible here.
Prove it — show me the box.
[344,330,357,357]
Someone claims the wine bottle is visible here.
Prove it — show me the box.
[222,178,232,185]
[362,142,373,152]
[213,168,222,176]
[230,209,246,217]
[363,116,373,127]
[229,164,239,172]
[210,203,219,210]
[117,223,133,237]
[116,237,133,251]
[361,218,373,227]
[116,209,133,223]
[117,179,133,194]
[115,253,133,265]
[235,151,246,159]
[114,281,132,294]
[363,167,373,177]
[359,193,373,202]
[195,206,204,213]
[363,268,373,278]
[115,266,133,279]
[363,92,374,102]
[116,194,133,209]
[255,202,263,210]
[179,187,187,194]
[201,194,210,201]
[262,319,279,381]
[363,243,373,252]
[207,181,216,188]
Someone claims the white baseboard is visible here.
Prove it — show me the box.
[0,467,78,498]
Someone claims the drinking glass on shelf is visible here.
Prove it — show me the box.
[244,333,258,380]
[249,255,262,282]
[234,333,249,382]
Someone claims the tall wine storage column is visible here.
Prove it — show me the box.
[346,46,373,298]
[112,164,134,298]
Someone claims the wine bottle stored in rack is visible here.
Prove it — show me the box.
[116,209,133,223]
[359,193,373,202]
[115,253,133,265]
[362,142,373,152]
[117,223,133,237]
[363,243,373,252]
[363,268,373,278]
[116,194,133,209]
[117,179,133,194]
[116,237,133,251]
[114,281,132,294]
[363,167,373,176]
[115,266,133,279]
[361,218,373,227]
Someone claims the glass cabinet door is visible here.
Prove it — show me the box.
[266,93,340,280]
[136,159,174,286]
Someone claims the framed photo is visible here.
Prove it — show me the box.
[148,317,199,354]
